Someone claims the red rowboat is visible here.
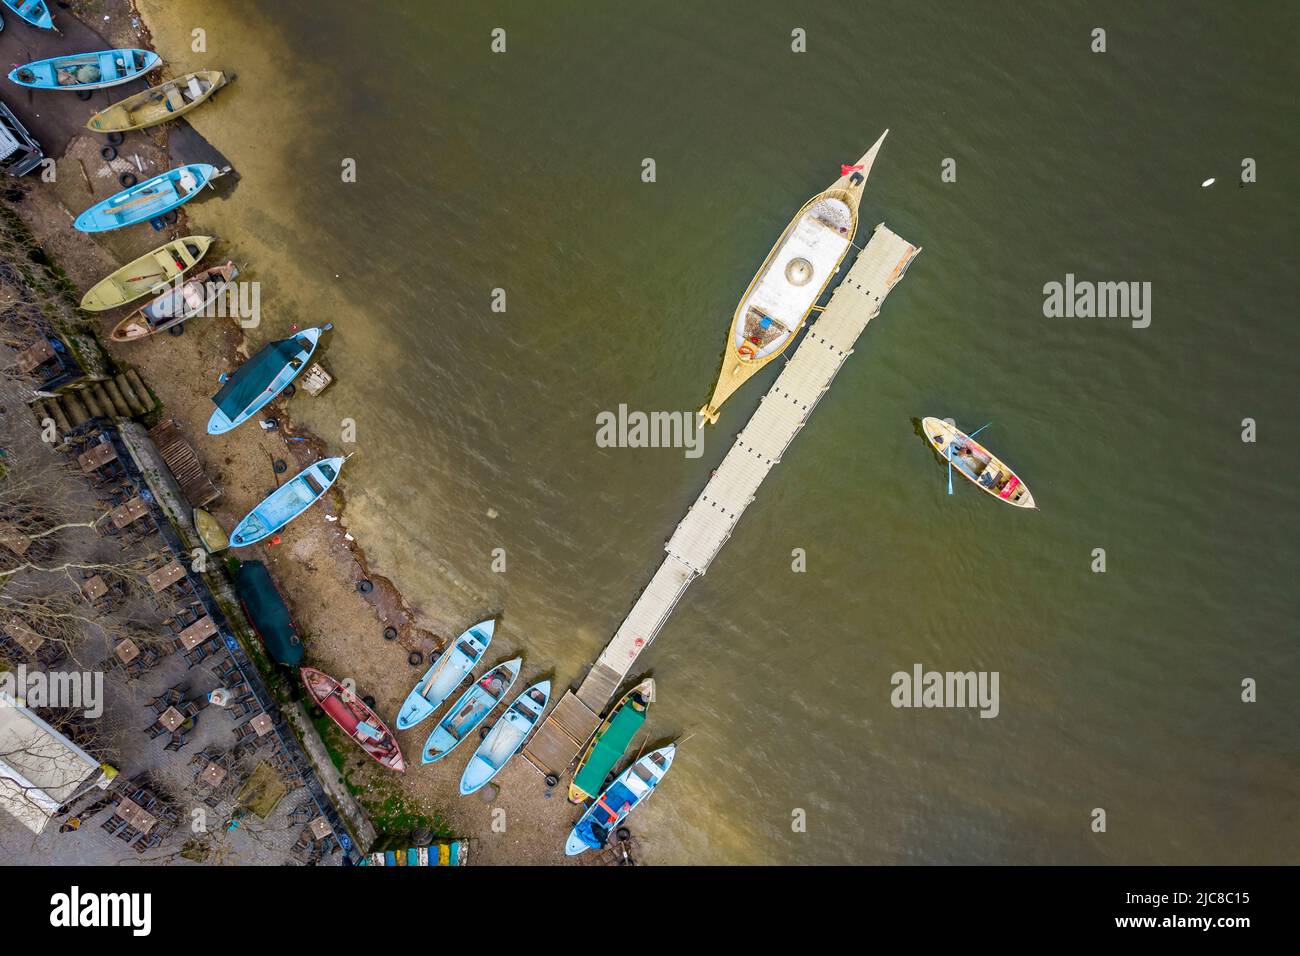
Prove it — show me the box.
[300,667,406,772]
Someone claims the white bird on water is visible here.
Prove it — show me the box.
[1201,177,1216,187]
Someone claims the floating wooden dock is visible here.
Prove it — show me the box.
[522,223,920,780]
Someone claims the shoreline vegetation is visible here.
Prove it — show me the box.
[1,0,578,864]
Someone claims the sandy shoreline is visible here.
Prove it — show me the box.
[3,0,585,865]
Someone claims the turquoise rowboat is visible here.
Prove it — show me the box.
[208,325,330,434]
[565,745,676,856]
[1,1,55,30]
[229,457,344,548]
[74,164,220,233]
[396,619,494,730]
[459,680,551,795]
[421,658,521,764]
[9,49,159,90]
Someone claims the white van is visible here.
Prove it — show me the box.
[0,102,44,177]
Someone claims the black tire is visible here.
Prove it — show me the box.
[119,172,137,188]
[283,383,296,398]
[407,650,423,667]
[479,725,490,740]
[356,579,374,594]
[411,827,433,847]
[544,774,559,788]
[362,695,375,709]
[273,459,287,474]
[76,90,93,101]
[616,827,631,841]
[167,323,184,337]
[163,211,178,225]
[383,627,398,641]
[100,146,117,161]
[106,132,124,146]
[308,706,324,719]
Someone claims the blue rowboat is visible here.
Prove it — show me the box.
[74,164,219,233]
[459,680,550,795]
[207,325,330,434]
[421,658,521,764]
[9,49,159,90]
[564,745,676,856]
[396,620,494,730]
[229,456,345,548]
[2,1,55,30]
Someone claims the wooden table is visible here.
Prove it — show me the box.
[78,441,118,473]
[111,497,150,530]
[113,638,140,664]
[0,522,32,557]
[199,762,227,788]
[158,706,185,732]
[146,561,186,593]
[80,575,108,602]
[249,713,274,737]
[16,338,55,374]
[178,616,217,650]
[10,626,44,655]
[115,797,158,835]
[308,817,331,841]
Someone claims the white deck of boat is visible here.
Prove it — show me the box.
[743,209,852,334]
[522,223,920,779]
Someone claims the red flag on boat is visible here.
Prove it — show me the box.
[841,163,864,176]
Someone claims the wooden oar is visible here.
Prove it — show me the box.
[945,444,954,495]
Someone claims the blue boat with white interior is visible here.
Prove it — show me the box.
[565,745,676,855]
[9,49,159,90]
[207,325,330,434]
[2,1,55,30]
[74,164,220,233]
[459,680,550,795]
[229,457,345,548]
[396,619,494,730]
[421,658,521,764]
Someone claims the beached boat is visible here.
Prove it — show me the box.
[108,262,239,342]
[234,560,303,666]
[73,164,223,233]
[568,677,654,804]
[1,0,54,30]
[564,745,676,856]
[86,70,228,133]
[699,131,889,424]
[193,507,229,553]
[207,325,330,434]
[459,680,550,795]
[922,417,1037,509]
[9,49,160,91]
[421,658,521,765]
[229,456,345,547]
[301,667,405,772]
[395,619,494,730]
[80,236,214,312]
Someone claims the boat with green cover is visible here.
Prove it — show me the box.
[207,325,330,434]
[234,560,303,665]
[568,677,654,804]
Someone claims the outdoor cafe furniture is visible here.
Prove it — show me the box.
[147,560,190,597]
[115,797,158,835]
[77,441,118,475]
[110,497,150,531]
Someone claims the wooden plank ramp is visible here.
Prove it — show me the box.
[522,223,920,782]
[148,418,221,508]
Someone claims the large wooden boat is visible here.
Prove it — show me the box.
[396,619,494,730]
[421,658,522,764]
[564,745,676,856]
[922,417,1037,509]
[459,680,550,795]
[9,49,160,91]
[568,677,654,804]
[109,262,239,341]
[86,70,229,133]
[301,667,405,772]
[700,130,888,424]
[80,236,214,312]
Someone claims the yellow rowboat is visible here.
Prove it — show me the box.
[109,261,240,342]
[85,70,229,134]
[193,508,229,553]
[699,130,889,424]
[79,235,214,312]
[568,677,655,804]
[923,417,1037,509]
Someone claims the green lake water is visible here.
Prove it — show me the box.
[142,0,1298,863]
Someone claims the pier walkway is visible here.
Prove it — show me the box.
[523,223,921,780]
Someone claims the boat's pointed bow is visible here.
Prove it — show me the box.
[835,128,890,209]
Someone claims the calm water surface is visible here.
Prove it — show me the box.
[140,0,1298,863]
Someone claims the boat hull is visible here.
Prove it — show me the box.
[922,417,1037,509]
[80,236,214,312]
[86,70,229,133]
[459,680,550,795]
[207,326,327,434]
[421,658,522,764]
[301,667,405,773]
[568,677,654,804]
[395,619,494,729]
[9,49,160,90]
[229,456,345,547]
[565,745,676,855]
[2,0,55,30]
[74,163,217,233]
[109,262,239,341]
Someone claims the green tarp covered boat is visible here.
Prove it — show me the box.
[569,677,654,803]
[234,560,303,666]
